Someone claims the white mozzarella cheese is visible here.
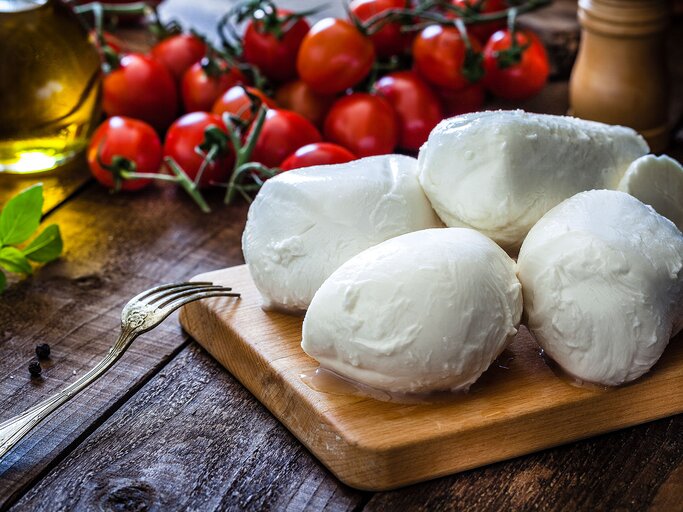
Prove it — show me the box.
[418,110,649,252]
[242,154,442,313]
[517,190,683,386]
[618,154,683,231]
[301,228,522,394]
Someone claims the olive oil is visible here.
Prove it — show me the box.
[0,0,101,174]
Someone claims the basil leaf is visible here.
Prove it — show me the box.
[0,184,44,246]
[0,271,5,293]
[23,224,63,263]
[0,246,32,275]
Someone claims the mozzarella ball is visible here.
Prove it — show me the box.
[242,155,442,313]
[518,190,683,386]
[301,228,522,394]
[418,110,649,252]
[618,154,683,231]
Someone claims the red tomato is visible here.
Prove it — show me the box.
[151,34,207,82]
[437,83,485,117]
[250,109,322,168]
[181,59,246,113]
[297,18,375,94]
[413,25,482,91]
[274,80,335,128]
[212,86,276,122]
[373,71,442,151]
[451,0,508,42]
[103,53,178,131]
[280,142,356,170]
[349,0,413,58]
[324,93,398,157]
[483,29,549,100]
[87,117,162,191]
[163,112,234,187]
[243,9,310,83]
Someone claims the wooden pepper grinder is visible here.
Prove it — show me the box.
[569,0,670,152]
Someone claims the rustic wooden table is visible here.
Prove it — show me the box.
[1,1,682,511]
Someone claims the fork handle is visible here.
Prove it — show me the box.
[0,331,136,459]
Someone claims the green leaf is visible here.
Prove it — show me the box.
[0,184,44,246]
[0,271,5,294]
[23,224,63,263]
[0,246,32,275]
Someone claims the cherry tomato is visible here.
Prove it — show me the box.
[151,34,207,82]
[274,80,335,128]
[349,0,413,58]
[483,29,549,100]
[297,18,375,94]
[451,0,508,42]
[163,112,234,187]
[437,83,485,117]
[89,30,125,55]
[212,86,276,122]
[103,53,178,131]
[243,9,310,83]
[87,117,161,191]
[324,93,398,157]
[181,59,246,113]
[373,71,442,151]
[280,142,356,171]
[413,24,482,91]
[250,109,322,168]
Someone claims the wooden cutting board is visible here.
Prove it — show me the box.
[178,264,683,491]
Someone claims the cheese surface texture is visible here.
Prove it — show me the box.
[301,228,522,393]
[418,110,649,252]
[242,155,441,313]
[518,190,683,386]
[618,154,683,231]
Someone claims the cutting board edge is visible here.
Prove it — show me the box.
[179,265,683,491]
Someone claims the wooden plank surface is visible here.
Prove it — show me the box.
[178,265,683,491]
[0,184,248,510]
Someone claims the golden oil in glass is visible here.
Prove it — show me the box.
[0,0,102,174]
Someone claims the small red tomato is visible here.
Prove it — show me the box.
[373,71,442,151]
[163,112,234,187]
[324,93,398,157]
[181,59,246,113]
[437,83,485,117]
[212,86,276,122]
[451,0,508,42]
[413,25,483,91]
[243,9,310,83]
[250,109,322,168]
[151,34,207,82]
[103,53,178,131]
[87,117,162,191]
[274,80,336,128]
[297,18,375,94]
[280,142,356,170]
[349,0,413,58]
[483,29,549,100]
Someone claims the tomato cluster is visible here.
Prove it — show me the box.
[85,0,550,206]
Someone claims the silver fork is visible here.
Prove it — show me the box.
[0,281,239,459]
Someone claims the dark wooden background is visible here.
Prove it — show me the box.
[1,1,682,510]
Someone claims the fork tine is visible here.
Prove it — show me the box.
[156,286,239,309]
[158,289,240,310]
[146,284,230,305]
[132,282,214,303]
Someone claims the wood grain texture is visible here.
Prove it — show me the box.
[0,184,247,510]
[10,343,368,512]
[179,265,683,491]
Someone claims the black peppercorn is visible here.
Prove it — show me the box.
[35,343,50,360]
[28,361,42,377]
